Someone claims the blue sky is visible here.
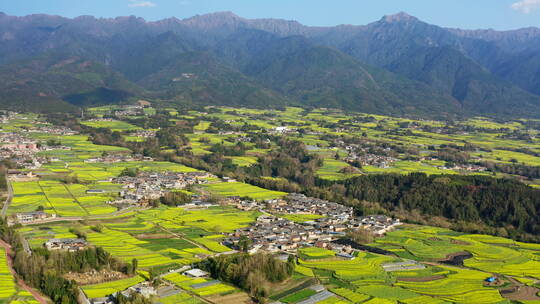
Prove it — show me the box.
[2,0,540,30]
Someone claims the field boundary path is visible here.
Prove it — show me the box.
[1,178,13,219]
[0,239,48,304]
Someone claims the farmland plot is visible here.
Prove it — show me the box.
[0,248,16,301]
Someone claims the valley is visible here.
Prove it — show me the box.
[0,105,539,304]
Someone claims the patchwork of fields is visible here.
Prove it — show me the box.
[3,109,540,304]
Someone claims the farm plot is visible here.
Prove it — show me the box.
[80,120,141,132]
[202,182,286,200]
[316,159,360,180]
[163,273,236,297]
[137,206,259,234]
[378,226,540,279]
[85,228,177,268]
[394,267,505,304]
[20,224,79,248]
[362,161,457,176]
[331,288,370,303]
[82,275,145,298]
[299,252,394,282]
[280,288,317,303]
[0,248,16,301]
[192,236,232,253]
[228,156,258,167]
[39,180,87,216]
[65,184,117,215]
[160,292,203,304]
[8,181,51,215]
[298,247,336,260]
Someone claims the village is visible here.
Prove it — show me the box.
[224,193,402,256]
[108,171,214,208]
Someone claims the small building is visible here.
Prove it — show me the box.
[15,211,55,224]
[183,269,209,278]
[45,238,88,252]
[86,189,105,194]
[336,253,355,260]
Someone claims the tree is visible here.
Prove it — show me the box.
[347,228,374,244]
[132,258,138,273]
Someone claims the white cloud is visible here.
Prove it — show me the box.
[128,0,157,8]
[511,0,540,13]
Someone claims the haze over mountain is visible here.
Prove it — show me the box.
[1,11,540,117]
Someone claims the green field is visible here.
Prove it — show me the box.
[202,182,286,200]
[82,275,145,298]
[280,288,317,303]
[316,159,361,180]
[159,292,203,304]
[163,273,237,297]
[0,248,17,301]
[80,120,141,132]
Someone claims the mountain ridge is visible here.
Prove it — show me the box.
[0,11,540,118]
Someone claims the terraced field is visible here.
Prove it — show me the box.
[163,273,237,297]
[316,159,361,180]
[8,181,51,215]
[202,182,286,200]
[0,248,16,302]
[82,275,145,298]
[80,120,141,132]
[137,206,260,234]
[395,267,505,304]
[85,227,178,268]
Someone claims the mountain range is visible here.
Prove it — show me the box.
[1,11,540,118]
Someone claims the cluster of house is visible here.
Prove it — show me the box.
[0,111,19,123]
[45,238,88,252]
[442,164,487,172]
[108,171,213,207]
[29,125,78,135]
[85,153,154,164]
[224,194,401,254]
[267,193,353,219]
[339,143,398,168]
[0,132,39,152]
[0,133,50,171]
[172,73,197,81]
[271,126,297,134]
[129,130,156,139]
[344,152,398,168]
[114,105,145,117]
[8,211,57,225]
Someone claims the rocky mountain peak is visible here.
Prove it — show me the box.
[382,12,419,23]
